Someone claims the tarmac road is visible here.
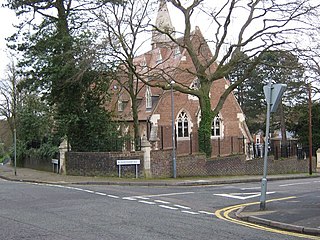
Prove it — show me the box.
[1,176,319,239]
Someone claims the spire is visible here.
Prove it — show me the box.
[151,0,175,49]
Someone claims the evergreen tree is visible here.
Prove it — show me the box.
[6,0,121,151]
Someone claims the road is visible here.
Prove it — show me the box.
[0,177,319,240]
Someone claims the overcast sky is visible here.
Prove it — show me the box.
[0,4,17,78]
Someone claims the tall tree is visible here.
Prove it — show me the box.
[287,102,320,148]
[94,0,155,151]
[0,62,20,141]
[229,50,306,135]
[5,0,120,150]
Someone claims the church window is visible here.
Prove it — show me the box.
[211,115,221,137]
[156,49,162,63]
[146,86,152,109]
[177,111,189,138]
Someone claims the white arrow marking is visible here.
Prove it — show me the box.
[214,192,275,200]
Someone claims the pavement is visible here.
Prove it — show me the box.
[1,163,320,237]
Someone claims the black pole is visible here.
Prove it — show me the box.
[308,83,313,175]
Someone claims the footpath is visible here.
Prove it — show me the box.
[1,164,320,236]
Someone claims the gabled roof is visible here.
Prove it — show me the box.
[110,26,217,122]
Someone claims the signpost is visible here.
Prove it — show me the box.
[260,82,287,210]
[117,159,140,178]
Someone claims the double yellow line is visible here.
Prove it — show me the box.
[215,196,320,240]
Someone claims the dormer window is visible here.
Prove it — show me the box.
[156,49,162,64]
[188,78,200,100]
[190,78,200,90]
[141,61,146,68]
[146,86,152,109]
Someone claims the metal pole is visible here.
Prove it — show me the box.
[171,81,177,178]
[14,128,17,176]
[308,83,312,175]
[260,79,272,210]
[13,71,17,176]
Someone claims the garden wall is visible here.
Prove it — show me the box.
[150,149,316,178]
[65,151,144,177]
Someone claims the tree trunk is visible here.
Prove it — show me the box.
[279,101,288,157]
[131,95,140,151]
[198,94,212,157]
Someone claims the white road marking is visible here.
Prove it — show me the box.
[143,192,195,198]
[240,187,260,190]
[108,195,120,199]
[81,189,95,193]
[313,181,320,183]
[279,182,311,187]
[174,204,191,210]
[138,200,156,205]
[198,211,215,215]
[154,200,171,204]
[122,197,137,201]
[214,192,275,200]
[95,192,107,196]
[135,196,150,200]
[181,210,200,215]
[159,205,178,210]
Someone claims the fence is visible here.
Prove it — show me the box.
[249,141,319,160]
[157,125,246,157]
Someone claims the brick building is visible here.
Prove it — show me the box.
[108,1,253,158]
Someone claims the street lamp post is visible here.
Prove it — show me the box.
[308,82,312,175]
[171,80,177,178]
[12,73,17,176]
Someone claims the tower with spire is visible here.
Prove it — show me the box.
[151,0,175,49]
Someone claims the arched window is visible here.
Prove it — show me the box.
[211,115,221,137]
[156,49,162,63]
[118,96,124,112]
[177,111,189,138]
[146,86,152,109]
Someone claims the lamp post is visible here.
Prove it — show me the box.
[12,73,17,176]
[170,80,177,178]
[308,82,312,175]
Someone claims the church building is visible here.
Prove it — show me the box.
[109,0,253,158]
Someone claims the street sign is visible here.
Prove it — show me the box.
[263,84,287,113]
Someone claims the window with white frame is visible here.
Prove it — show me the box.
[211,115,221,137]
[118,98,124,112]
[177,111,189,138]
[141,56,147,69]
[188,78,200,100]
[146,86,152,109]
[156,49,162,64]
[174,46,180,57]
[190,78,200,90]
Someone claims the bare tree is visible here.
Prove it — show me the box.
[94,0,157,150]
[0,62,20,140]
[147,0,320,156]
